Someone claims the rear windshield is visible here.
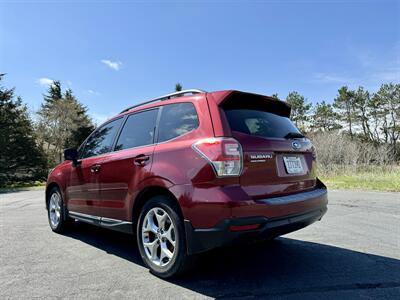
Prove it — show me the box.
[224,109,301,138]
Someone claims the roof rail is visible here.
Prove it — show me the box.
[120,89,206,114]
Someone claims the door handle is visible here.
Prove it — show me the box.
[90,164,101,173]
[134,154,150,166]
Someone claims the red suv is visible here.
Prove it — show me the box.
[46,89,327,278]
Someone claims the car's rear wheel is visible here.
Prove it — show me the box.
[47,187,69,233]
[137,196,194,278]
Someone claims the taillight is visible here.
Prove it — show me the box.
[192,137,243,177]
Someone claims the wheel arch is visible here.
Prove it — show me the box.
[132,186,184,233]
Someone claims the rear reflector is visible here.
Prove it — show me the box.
[229,224,260,232]
[192,137,243,177]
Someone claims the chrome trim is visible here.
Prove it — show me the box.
[120,89,206,113]
[100,217,132,227]
[69,211,132,233]
[69,211,100,223]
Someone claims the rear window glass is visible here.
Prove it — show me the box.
[158,103,199,142]
[224,109,301,138]
[115,109,158,150]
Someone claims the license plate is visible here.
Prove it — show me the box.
[283,156,304,174]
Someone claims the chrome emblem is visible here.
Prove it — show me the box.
[292,141,301,150]
[250,153,273,162]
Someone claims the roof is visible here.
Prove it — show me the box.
[112,89,291,122]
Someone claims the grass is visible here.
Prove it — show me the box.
[320,168,400,192]
[0,181,45,193]
[1,167,399,193]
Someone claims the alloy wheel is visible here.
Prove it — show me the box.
[49,193,61,228]
[141,207,176,267]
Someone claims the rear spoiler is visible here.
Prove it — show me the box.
[208,90,291,118]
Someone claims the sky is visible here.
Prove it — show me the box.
[1,0,399,124]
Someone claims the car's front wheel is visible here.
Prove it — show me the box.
[137,196,194,278]
[47,187,69,233]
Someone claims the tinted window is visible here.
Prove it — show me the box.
[225,109,301,138]
[80,118,123,158]
[158,103,199,142]
[115,109,158,150]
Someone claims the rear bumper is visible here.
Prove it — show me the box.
[184,186,328,254]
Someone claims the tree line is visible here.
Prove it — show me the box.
[281,84,400,162]
[0,74,94,186]
[0,74,399,187]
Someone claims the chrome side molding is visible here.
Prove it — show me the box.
[69,211,133,234]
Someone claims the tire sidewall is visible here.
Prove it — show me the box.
[137,196,186,278]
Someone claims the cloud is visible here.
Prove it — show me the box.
[101,59,122,71]
[371,68,400,82]
[87,89,100,95]
[312,47,400,89]
[312,66,399,88]
[37,77,54,86]
[310,43,400,91]
[312,73,354,84]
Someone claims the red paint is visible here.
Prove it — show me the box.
[47,90,327,232]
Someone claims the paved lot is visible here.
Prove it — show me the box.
[1,189,399,299]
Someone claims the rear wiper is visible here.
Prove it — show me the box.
[284,132,305,139]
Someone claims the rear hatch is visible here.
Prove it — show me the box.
[219,92,317,200]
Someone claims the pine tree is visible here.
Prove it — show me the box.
[37,81,94,164]
[43,80,62,108]
[64,89,94,149]
[0,74,47,187]
[175,83,182,92]
[271,93,279,100]
[311,101,342,132]
[285,91,312,131]
[333,86,356,139]
[374,83,400,158]
[353,87,373,142]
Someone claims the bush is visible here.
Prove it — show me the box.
[308,131,397,176]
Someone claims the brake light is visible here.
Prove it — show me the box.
[192,137,243,177]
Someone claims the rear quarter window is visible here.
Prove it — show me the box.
[158,103,199,142]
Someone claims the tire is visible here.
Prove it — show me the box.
[47,187,70,233]
[137,195,195,278]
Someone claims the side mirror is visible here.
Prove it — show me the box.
[64,148,80,167]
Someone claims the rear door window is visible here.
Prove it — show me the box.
[158,103,199,142]
[115,109,159,150]
[224,109,301,138]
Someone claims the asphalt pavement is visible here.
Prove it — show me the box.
[1,189,399,299]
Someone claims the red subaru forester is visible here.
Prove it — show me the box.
[46,89,328,278]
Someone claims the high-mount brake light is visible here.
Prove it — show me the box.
[192,137,243,177]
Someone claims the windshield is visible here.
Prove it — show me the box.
[225,109,301,139]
